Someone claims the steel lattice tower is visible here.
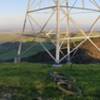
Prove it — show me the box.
[17,0,100,64]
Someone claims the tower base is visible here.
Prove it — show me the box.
[52,64,62,68]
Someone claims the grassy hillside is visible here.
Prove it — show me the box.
[0,63,100,99]
[0,33,100,63]
[0,42,54,61]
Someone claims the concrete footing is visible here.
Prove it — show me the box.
[52,64,62,68]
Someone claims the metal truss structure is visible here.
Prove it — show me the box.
[17,0,100,64]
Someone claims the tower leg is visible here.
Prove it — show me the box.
[66,0,71,64]
[55,0,60,65]
[15,42,22,63]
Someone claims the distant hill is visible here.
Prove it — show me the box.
[0,35,100,63]
[0,33,33,43]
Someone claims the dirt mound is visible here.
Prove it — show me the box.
[81,38,100,59]
[26,38,100,64]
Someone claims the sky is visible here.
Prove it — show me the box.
[0,0,27,33]
[0,0,99,33]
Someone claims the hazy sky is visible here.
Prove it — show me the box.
[0,0,99,33]
[0,0,27,33]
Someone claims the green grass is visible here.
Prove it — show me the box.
[0,63,100,100]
